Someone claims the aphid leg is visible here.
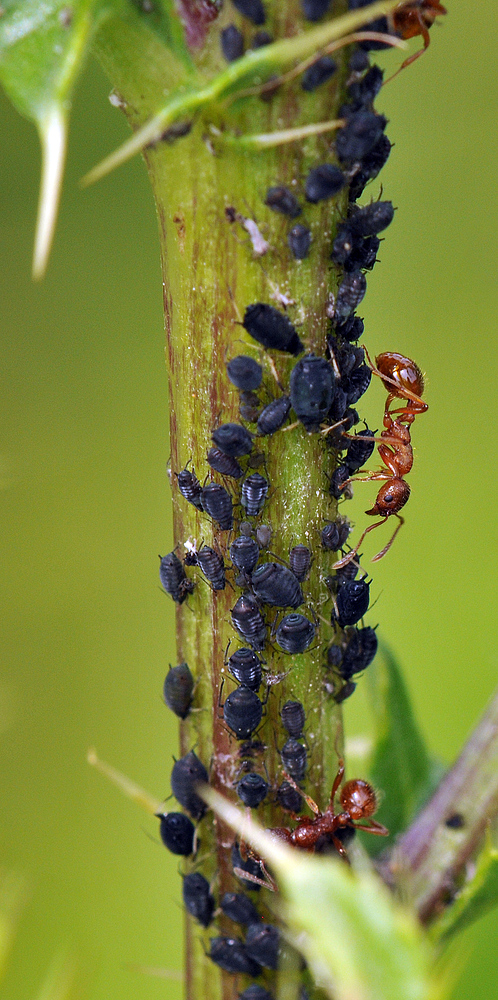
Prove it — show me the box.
[333,517,388,569]
[371,514,404,562]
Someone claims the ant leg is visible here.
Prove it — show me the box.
[333,517,389,569]
[282,772,320,816]
[331,834,351,862]
[233,866,277,891]
[330,759,345,807]
[371,514,405,562]
[355,819,389,836]
[362,345,427,412]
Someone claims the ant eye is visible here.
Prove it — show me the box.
[384,493,394,504]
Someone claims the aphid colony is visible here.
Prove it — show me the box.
[155,13,435,992]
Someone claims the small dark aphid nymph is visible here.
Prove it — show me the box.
[301,55,337,90]
[334,578,371,627]
[241,473,269,517]
[228,647,263,690]
[220,23,244,61]
[226,354,263,391]
[157,811,195,856]
[230,0,265,24]
[209,936,262,976]
[289,544,311,582]
[301,0,331,19]
[265,185,301,218]
[223,685,263,740]
[221,891,262,926]
[212,422,253,458]
[340,625,378,678]
[288,224,312,259]
[236,771,269,807]
[245,923,280,970]
[329,464,353,501]
[231,594,267,649]
[335,110,387,165]
[280,737,307,780]
[200,482,233,530]
[340,364,372,406]
[251,29,272,47]
[257,396,291,436]
[322,518,351,551]
[252,561,303,609]
[256,524,272,548]
[170,750,209,819]
[182,872,215,928]
[243,303,304,356]
[238,986,273,1000]
[349,200,395,237]
[163,662,194,718]
[159,551,194,604]
[281,699,306,739]
[290,354,335,431]
[335,271,367,319]
[196,545,226,590]
[305,164,345,203]
[277,780,303,813]
[276,613,316,654]
[176,465,203,509]
[207,446,243,479]
[230,534,260,576]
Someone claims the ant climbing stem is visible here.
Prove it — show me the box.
[384,0,447,82]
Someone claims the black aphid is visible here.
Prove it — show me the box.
[207,446,243,479]
[348,134,392,201]
[243,303,304,355]
[334,314,365,343]
[230,535,260,576]
[281,700,306,739]
[349,49,370,72]
[245,923,280,970]
[257,396,291,436]
[276,613,315,654]
[331,223,355,266]
[347,64,384,108]
[305,164,345,203]
[221,892,262,926]
[231,594,267,649]
[159,551,194,604]
[170,750,208,820]
[231,0,265,23]
[265,185,301,218]
[196,545,226,590]
[329,464,352,500]
[157,811,195,856]
[220,23,244,61]
[200,482,233,530]
[228,648,263,689]
[256,524,272,548]
[182,872,215,927]
[301,0,331,20]
[280,737,307,781]
[335,680,357,703]
[239,987,274,1000]
[277,780,303,812]
[209,936,262,976]
[236,772,269,808]
[327,643,344,668]
[226,354,263,391]
[322,518,351,550]
[344,235,380,272]
[239,391,260,424]
[341,625,378,678]
[347,0,389,49]
[212,422,253,458]
[301,55,337,90]
[241,473,269,516]
[349,200,395,237]
[335,270,367,319]
[251,29,272,46]
[340,364,372,404]
[232,841,263,890]
[334,578,371,627]
[290,354,335,431]
[335,110,387,165]
[223,685,263,740]
[288,224,312,259]
[252,562,303,609]
[163,662,194,719]
[289,544,311,582]
[345,425,376,471]
[176,465,203,509]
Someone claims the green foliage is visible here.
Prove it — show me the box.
[431,830,498,945]
[366,644,445,853]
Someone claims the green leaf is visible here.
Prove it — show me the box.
[365,643,444,854]
[430,828,498,944]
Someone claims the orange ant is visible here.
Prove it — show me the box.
[386,0,447,78]
[268,760,388,859]
[334,349,427,568]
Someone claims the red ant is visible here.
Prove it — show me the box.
[386,0,447,78]
[269,760,388,860]
[334,349,427,568]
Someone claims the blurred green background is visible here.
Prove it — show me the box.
[0,2,497,998]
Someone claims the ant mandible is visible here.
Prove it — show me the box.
[333,348,427,568]
[385,0,447,79]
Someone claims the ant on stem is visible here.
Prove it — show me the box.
[333,349,428,568]
[385,0,447,80]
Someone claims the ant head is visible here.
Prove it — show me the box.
[340,779,377,820]
[366,478,410,517]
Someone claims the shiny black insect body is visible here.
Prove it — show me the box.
[226,354,263,391]
[288,224,312,259]
[220,23,244,61]
[345,425,376,472]
[252,561,303,609]
[334,578,371,627]
[200,482,233,530]
[340,364,372,405]
[301,55,337,90]
[333,314,365,342]
[305,164,345,203]
[276,613,315,653]
[195,545,226,590]
[182,873,215,927]
[163,662,194,718]
[281,699,306,739]
[223,685,263,740]
[277,779,303,812]
[347,64,384,109]
[207,446,243,479]
[212,422,253,458]
[220,892,261,925]
[334,679,357,703]
[159,551,194,604]
[349,200,394,237]
[236,772,269,807]
[335,270,367,318]
[329,464,352,500]
[230,534,260,576]
[280,737,307,781]
[348,134,392,201]
[341,625,378,678]
[231,594,267,649]
[243,303,304,356]
[228,648,263,690]
[157,811,195,855]
[170,750,208,819]
[245,923,280,970]
[322,518,351,550]
[290,354,335,431]
[241,473,269,517]
[264,185,301,218]
[335,110,387,165]
[209,936,261,976]
[176,466,203,509]
[257,396,291,436]
[231,0,265,23]
[289,544,311,582]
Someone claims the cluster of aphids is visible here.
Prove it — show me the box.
[154,0,438,990]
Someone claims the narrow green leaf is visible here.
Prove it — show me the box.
[430,829,498,944]
[366,643,444,854]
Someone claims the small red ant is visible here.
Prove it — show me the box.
[334,349,427,568]
[386,0,447,78]
[268,760,388,859]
